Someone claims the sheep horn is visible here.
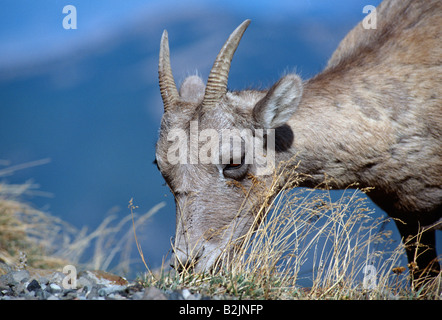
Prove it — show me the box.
[158,30,180,112]
[202,20,251,108]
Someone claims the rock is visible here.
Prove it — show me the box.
[0,262,14,276]
[48,283,62,294]
[14,270,30,283]
[1,288,13,296]
[79,285,89,297]
[182,288,192,299]
[78,270,128,286]
[142,287,167,300]
[27,279,41,292]
[0,267,215,300]
[131,291,144,300]
[77,276,94,292]
[85,285,103,300]
[98,285,126,296]
[28,268,62,284]
[47,272,66,286]
[62,289,78,300]
[2,269,30,286]
[34,288,50,300]
[12,282,27,296]
[167,289,185,300]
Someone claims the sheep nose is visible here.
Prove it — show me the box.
[171,249,202,274]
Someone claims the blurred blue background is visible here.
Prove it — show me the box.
[2,0,438,280]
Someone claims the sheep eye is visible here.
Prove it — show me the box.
[224,160,243,171]
[223,157,248,180]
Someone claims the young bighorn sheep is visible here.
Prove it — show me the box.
[155,0,441,284]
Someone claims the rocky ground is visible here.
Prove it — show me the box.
[0,264,214,300]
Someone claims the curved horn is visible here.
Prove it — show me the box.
[202,19,251,108]
[159,30,180,112]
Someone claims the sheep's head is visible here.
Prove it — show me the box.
[155,20,303,272]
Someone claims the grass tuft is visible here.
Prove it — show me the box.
[0,159,163,277]
[140,160,441,299]
[1,159,439,299]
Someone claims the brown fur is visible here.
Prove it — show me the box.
[155,0,441,283]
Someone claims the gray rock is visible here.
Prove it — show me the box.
[47,283,62,294]
[12,282,27,295]
[182,288,192,299]
[106,293,127,300]
[142,287,167,300]
[0,270,30,287]
[181,288,200,300]
[12,270,30,283]
[167,289,185,300]
[48,272,66,286]
[131,291,144,300]
[1,288,12,295]
[46,294,59,300]
[27,279,41,292]
[35,288,50,300]
[98,285,126,296]
[85,285,102,300]
[77,273,95,289]
[61,289,78,300]
[0,267,213,300]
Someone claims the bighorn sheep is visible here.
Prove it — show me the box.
[155,0,441,285]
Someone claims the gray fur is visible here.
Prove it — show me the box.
[155,0,441,281]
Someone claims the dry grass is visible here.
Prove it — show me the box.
[1,159,440,299]
[0,159,162,276]
[143,161,441,300]
[0,159,69,270]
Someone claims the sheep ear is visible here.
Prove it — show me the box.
[179,75,206,104]
[253,74,303,128]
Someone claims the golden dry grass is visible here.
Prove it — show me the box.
[143,160,441,299]
[1,159,440,299]
[0,159,162,276]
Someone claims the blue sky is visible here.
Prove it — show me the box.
[0,0,380,69]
